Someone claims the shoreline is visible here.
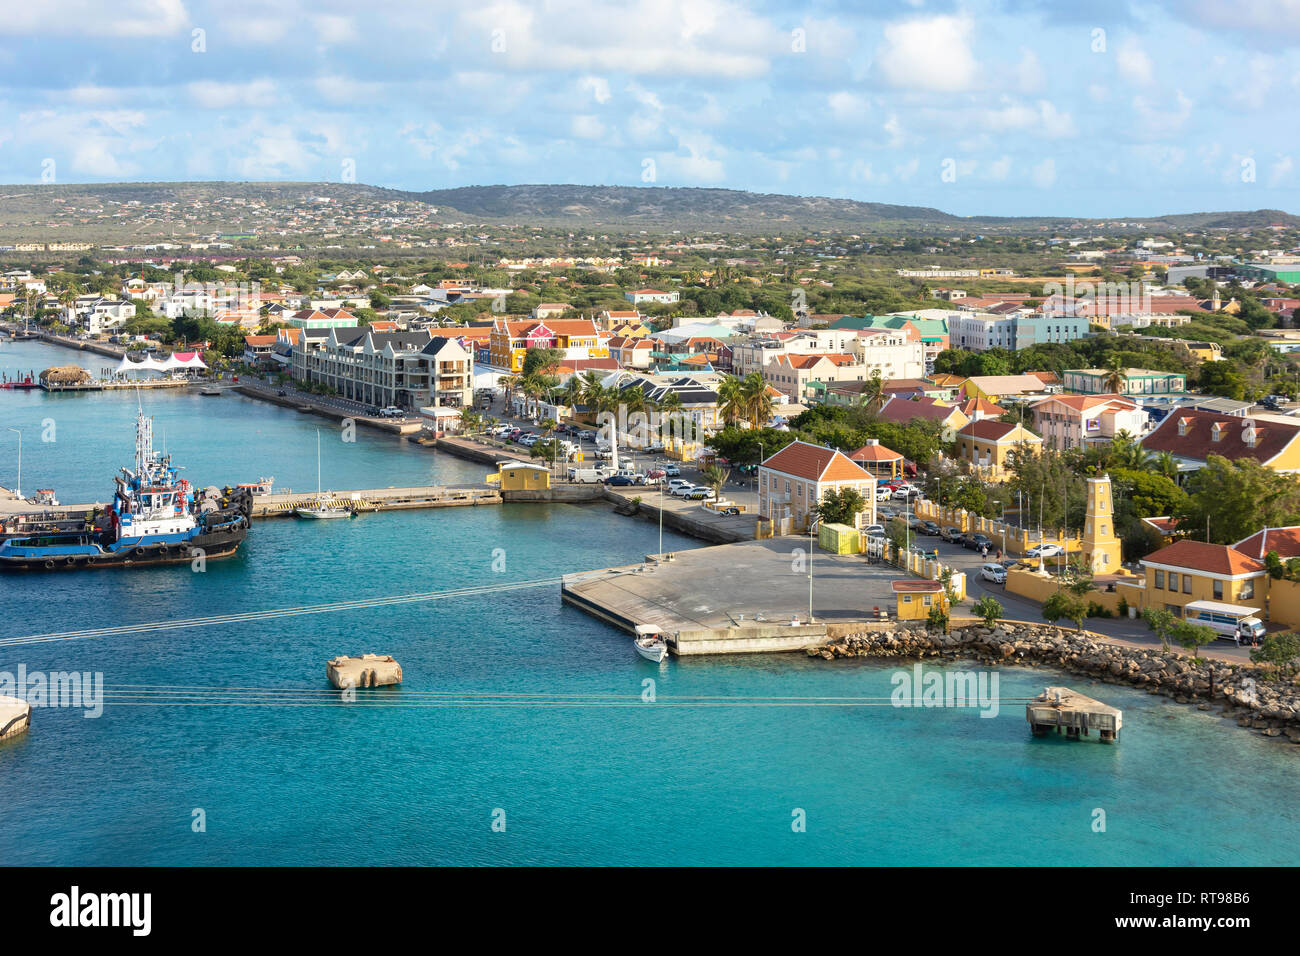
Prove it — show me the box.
[809,620,1300,747]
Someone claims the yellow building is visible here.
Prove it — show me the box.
[1080,475,1122,573]
[1139,540,1266,617]
[892,580,947,620]
[954,420,1042,479]
[486,461,551,491]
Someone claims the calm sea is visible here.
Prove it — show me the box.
[1,339,1297,866]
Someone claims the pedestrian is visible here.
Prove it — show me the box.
[1234,625,1241,646]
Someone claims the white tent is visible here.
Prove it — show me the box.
[169,351,208,369]
[115,355,168,376]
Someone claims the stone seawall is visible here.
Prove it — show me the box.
[810,620,1300,746]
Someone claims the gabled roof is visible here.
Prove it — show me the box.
[877,395,963,424]
[1141,406,1300,465]
[964,374,1049,394]
[959,396,1007,417]
[1234,527,1300,561]
[957,419,1040,442]
[1031,394,1137,413]
[1141,539,1265,576]
[761,440,873,483]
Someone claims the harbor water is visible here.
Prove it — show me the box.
[1,339,1298,866]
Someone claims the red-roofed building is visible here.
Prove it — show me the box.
[877,395,970,442]
[1234,527,1300,562]
[1141,407,1300,472]
[954,420,1042,478]
[1029,394,1145,450]
[848,439,904,479]
[758,440,876,531]
[1140,540,1267,615]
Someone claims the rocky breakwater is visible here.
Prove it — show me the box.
[809,620,1300,745]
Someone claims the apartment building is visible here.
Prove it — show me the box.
[488,317,608,372]
[1029,395,1146,450]
[295,327,473,410]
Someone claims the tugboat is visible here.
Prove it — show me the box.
[0,408,252,571]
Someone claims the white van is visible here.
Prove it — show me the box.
[1183,601,1266,644]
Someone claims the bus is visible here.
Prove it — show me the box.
[1182,601,1266,645]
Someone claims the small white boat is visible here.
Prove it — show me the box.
[295,431,354,519]
[634,625,669,663]
[296,505,353,519]
[237,476,275,496]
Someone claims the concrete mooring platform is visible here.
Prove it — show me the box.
[1026,686,1122,743]
[327,654,403,689]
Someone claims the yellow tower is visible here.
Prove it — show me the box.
[1081,474,1122,573]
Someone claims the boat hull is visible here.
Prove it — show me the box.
[634,639,669,663]
[0,523,248,571]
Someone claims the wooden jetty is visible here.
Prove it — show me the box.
[1027,686,1122,743]
[251,484,501,517]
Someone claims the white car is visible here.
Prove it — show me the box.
[670,483,698,497]
[875,487,893,501]
[379,406,405,418]
[980,563,1007,584]
[1026,543,1066,558]
[667,479,693,493]
[863,524,885,537]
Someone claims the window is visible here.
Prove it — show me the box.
[1183,576,1192,594]
[923,594,932,606]
[1213,580,1224,601]
[1154,570,1164,589]
[1240,579,1255,600]
[1168,573,1178,592]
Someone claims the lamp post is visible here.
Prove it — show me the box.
[6,427,19,499]
[808,512,819,624]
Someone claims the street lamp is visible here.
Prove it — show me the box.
[808,511,819,624]
[6,427,19,499]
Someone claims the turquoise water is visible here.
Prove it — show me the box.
[1,339,1298,866]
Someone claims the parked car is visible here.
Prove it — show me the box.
[606,475,638,486]
[1026,543,1066,558]
[687,488,716,500]
[663,464,681,477]
[863,524,885,537]
[940,526,963,543]
[875,487,893,501]
[577,430,597,441]
[920,521,941,536]
[379,406,404,418]
[670,483,698,497]
[981,563,1007,584]
[667,478,693,492]
[965,533,993,552]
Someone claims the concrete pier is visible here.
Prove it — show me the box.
[327,654,403,689]
[1026,686,1122,742]
[252,485,501,517]
[0,695,32,741]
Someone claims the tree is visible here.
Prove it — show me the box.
[717,374,746,426]
[1175,455,1300,545]
[815,487,866,526]
[973,595,1003,626]
[856,369,886,414]
[1171,619,1216,663]
[1196,360,1247,400]
[1250,632,1300,677]
[1142,606,1177,652]
[1101,356,1128,395]
[739,371,774,428]
[699,463,729,499]
[1042,591,1088,630]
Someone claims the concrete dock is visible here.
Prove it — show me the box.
[327,654,403,689]
[1026,686,1122,742]
[251,485,501,517]
[562,538,910,655]
[0,695,32,741]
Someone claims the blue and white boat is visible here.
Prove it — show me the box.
[0,408,251,571]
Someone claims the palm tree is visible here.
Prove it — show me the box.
[656,391,686,445]
[740,372,773,429]
[1101,357,1128,395]
[1152,450,1179,480]
[718,374,746,426]
[699,463,730,500]
[856,369,886,414]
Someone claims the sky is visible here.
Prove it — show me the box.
[3,0,1300,218]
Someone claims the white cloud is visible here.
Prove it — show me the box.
[571,115,604,139]
[1116,37,1154,85]
[1269,155,1294,186]
[1132,90,1193,136]
[188,79,278,109]
[987,155,1012,180]
[580,76,611,105]
[1015,49,1045,93]
[828,91,869,122]
[0,0,187,36]
[312,14,354,45]
[876,15,977,93]
[979,99,1076,138]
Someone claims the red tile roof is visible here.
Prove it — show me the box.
[878,395,962,424]
[1141,407,1300,465]
[1234,527,1300,561]
[761,440,873,483]
[957,420,1039,442]
[891,580,944,593]
[1142,539,1265,576]
[848,442,903,462]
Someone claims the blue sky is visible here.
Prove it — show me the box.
[3,0,1300,217]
